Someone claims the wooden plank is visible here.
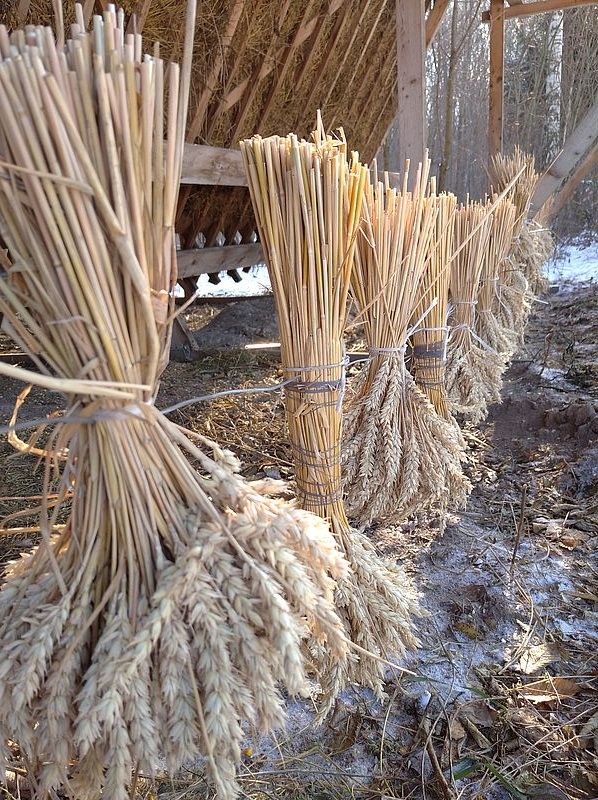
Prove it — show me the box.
[530,99,598,215]
[426,0,451,46]
[180,143,247,186]
[395,0,426,171]
[483,0,597,20]
[177,243,265,279]
[542,140,598,221]
[488,0,505,157]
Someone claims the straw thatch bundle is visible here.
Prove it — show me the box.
[0,11,349,799]
[488,146,537,238]
[342,168,469,526]
[475,197,519,361]
[410,190,456,420]
[241,120,419,711]
[445,202,503,424]
[488,147,552,300]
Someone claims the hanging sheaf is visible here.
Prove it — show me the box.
[342,167,470,527]
[0,11,349,800]
[241,120,420,713]
[445,202,503,424]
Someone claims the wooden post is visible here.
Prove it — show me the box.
[395,0,426,173]
[488,0,505,158]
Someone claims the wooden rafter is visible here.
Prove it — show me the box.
[181,144,247,186]
[205,0,294,143]
[320,0,380,111]
[186,0,246,143]
[482,0,597,20]
[328,0,388,129]
[299,2,352,118]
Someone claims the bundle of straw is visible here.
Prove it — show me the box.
[445,201,503,424]
[342,168,470,525]
[410,190,456,420]
[488,146,538,237]
[489,147,551,299]
[0,10,349,800]
[475,197,519,361]
[240,118,419,709]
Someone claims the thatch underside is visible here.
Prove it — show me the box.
[11,0,399,248]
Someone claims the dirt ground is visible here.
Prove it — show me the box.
[0,275,597,799]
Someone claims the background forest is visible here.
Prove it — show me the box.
[381,2,598,241]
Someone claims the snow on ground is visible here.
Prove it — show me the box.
[547,238,598,285]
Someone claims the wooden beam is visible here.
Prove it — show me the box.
[488,0,505,157]
[426,0,451,46]
[395,0,426,170]
[177,243,264,279]
[483,0,597,20]
[180,143,247,186]
[530,98,598,215]
[542,140,598,221]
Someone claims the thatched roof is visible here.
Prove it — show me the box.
[8,0,401,248]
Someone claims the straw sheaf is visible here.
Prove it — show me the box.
[511,217,554,297]
[344,361,470,526]
[343,170,470,526]
[475,198,519,362]
[0,14,353,799]
[445,201,505,422]
[241,122,420,712]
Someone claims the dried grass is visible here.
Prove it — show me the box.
[0,12,350,800]
[475,197,519,362]
[342,167,470,527]
[445,202,503,424]
[241,118,419,713]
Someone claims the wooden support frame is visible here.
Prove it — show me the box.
[542,141,598,221]
[530,98,598,216]
[482,0,597,21]
[395,0,426,172]
[488,0,505,158]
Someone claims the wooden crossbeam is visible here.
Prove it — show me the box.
[177,243,264,279]
[530,98,598,216]
[482,0,597,20]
